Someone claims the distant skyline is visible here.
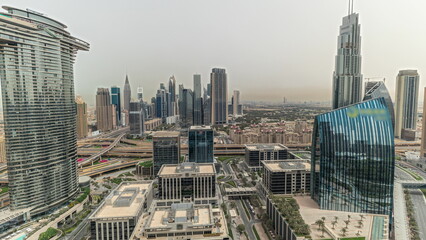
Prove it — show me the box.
[1,0,425,106]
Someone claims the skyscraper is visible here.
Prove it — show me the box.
[211,68,228,124]
[394,70,419,138]
[137,86,143,101]
[96,88,115,132]
[129,101,145,137]
[232,90,241,116]
[193,74,203,125]
[123,75,131,111]
[156,89,167,119]
[188,126,214,163]
[0,6,89,213]
[169,76,177,116]
[111,86,121,125]
[76,96,88,139]
[178,84,184,116]
[363,80,395,128]
[181,88,194,128]
[203,98,211,125]
[153,131,180,175]
[332,10,362,109]
[311,98,394,217]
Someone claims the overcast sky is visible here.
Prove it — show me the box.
[2,0,426,106]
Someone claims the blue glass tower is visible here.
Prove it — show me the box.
[111,86,121,124]
[188,126,214,163]
[311,98,394,217]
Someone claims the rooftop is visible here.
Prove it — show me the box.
[90,181,153,220]
[245,143,287,151]
[262,160,310,172]
[158,162,215,176]
[189,125,212,130]
[153,131,180,138]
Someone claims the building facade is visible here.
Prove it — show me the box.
[153,131,180,175]
[111,86,121,125]
[394,70,419,138]
[363,80,395,128]
[123,75,131,112]
[421,88,426,157]
[0,6,89,213]
[158,162,217,205]
[129,102,145,137]
[211,68,228,124]
[332,12,362,109]
[193,74,203,125]
[311,98,395,217]
[76,96,88,139]
[262,160,310,195]
[244,144,291,171]
[96,88,115,132]
[188,126,214,163]
[181,88,193,128]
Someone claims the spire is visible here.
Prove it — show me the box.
[125,74,129,84]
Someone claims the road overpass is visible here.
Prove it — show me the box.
[78,133,127,167]
[398,180,426,188]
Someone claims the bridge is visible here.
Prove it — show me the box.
[79,160,140,177]
[225,187,257,198]
[398,180,426,189]
[78,133,127,167]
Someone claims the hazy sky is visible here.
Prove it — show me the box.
[2,0,426,105]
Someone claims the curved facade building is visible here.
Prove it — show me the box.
[311,98,394,217]
[363,81,395,129]
[0,6,89,214]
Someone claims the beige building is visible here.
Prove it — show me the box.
[134,202,229,240]
[144,118,162,131]
[394,70,419,138]
[96,88,115,132]
[89,181,154,240]
[158,162,217,205]
[76,96,88,139]
[421,88,426,157]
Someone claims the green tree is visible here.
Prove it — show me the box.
[237,224,246,233]
[341,227,347,236]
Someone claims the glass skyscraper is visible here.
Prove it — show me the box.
[311,98,394,217]
[363,81,395,129]
[0,6,89,214]
[111,86,121,125]
[188,126,214,163]
[153,132,180,175]
[211,68,228,124]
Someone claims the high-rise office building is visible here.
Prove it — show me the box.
[0,6,89,213]
[363,80,395,128]
[111,86,121,125]
[232,90,242,116]
[76,96,88,139]
[169,76,177,116]
[311,98,394,217]
[155,89,167,119]
[181,89,193,127]
[153,131,180,175]
[203,97,211,125]
[332,11,362,109]
[137,86,143,101]
[193,74,203,125]
[188,126,214,163]
[178,84,184,116]
[129,101,145,137]
[394,70,419,138]
[96,88,115,132]
[211,68,228,124]
[123,75,131,111]
[421,88,426,157]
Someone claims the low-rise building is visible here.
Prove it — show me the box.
[262,160,310,195]
[144,118,162,131]
[158,162,217,205]
[244,144,293,171]
[89,181,154,240]
[135,202,229,240]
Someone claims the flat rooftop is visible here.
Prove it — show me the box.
[294,196,389,240]
[189,125,212,130]
[153,131,180,138]
[263,160,310,172]
[158,162,215,176]
[245,143,287,151]
[90,182,152,220]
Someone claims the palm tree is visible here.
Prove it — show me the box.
[347,214,351,222]
[315,220,324,230]
[331,220,338,229]
[334,216,339,222]
[320,225,326,238]
[358,220,363,228]
[341,227,347,236]
[360,214,365,221]
[344,220,350,228]
[321,216,326,222]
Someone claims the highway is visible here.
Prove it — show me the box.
[78,133,127,167]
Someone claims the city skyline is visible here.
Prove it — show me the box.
[0,0,424,105]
